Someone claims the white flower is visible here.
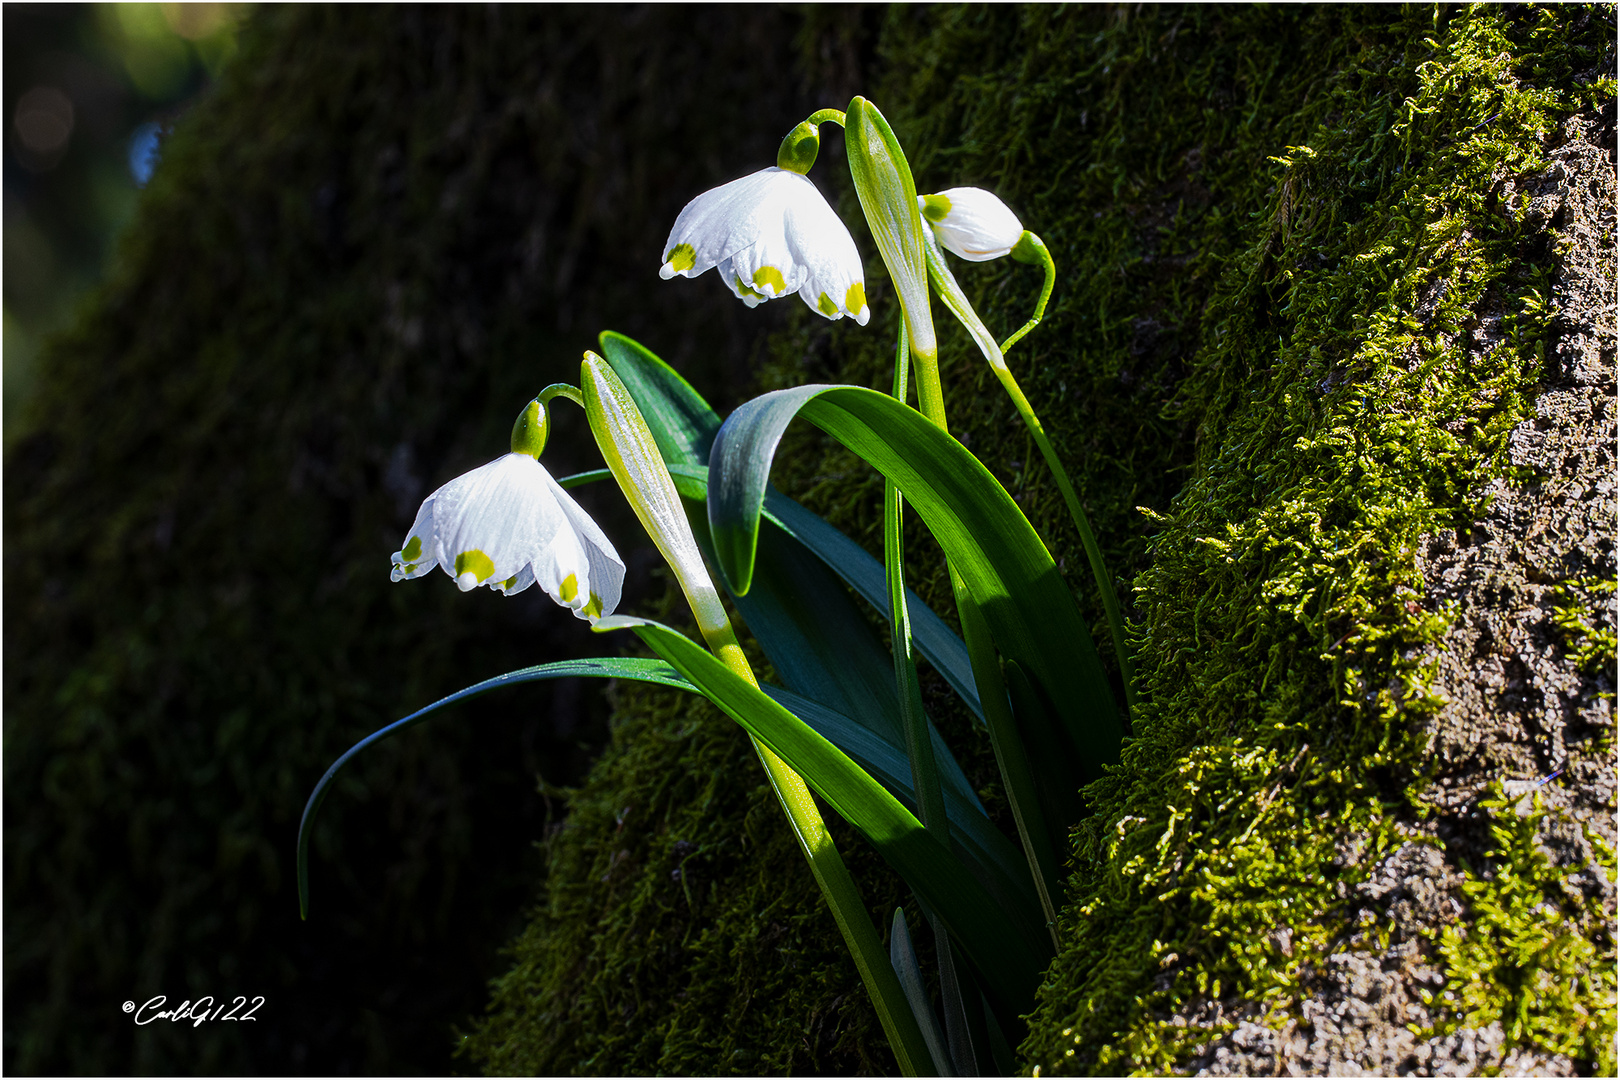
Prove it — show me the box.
[918,187,1024,262]
[390,452,624,622]
[659,167,870,325]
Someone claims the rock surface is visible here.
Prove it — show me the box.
[1183,109,1616,1080]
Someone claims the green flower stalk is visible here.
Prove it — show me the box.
[920,226,1138,719]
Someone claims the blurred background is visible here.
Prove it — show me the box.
[5,3,248,439]
[3,5,873,1072]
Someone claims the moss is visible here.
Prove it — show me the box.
[1424,786,1616,1074]
[1003,5,1615,1074]
[1550,577,1619,677]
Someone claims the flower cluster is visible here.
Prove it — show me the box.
[660,159,1027,321]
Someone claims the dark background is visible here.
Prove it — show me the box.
[4,5,880,1073]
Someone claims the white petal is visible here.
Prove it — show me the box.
[659,168,789,279]
[921,187,1024,262]
[781,174,869,323]
[436,454,566,588]
[544,472,625,621]
[391,491,444,580]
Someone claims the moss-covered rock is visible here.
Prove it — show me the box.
[472,4,1614,1075]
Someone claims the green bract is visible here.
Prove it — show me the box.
[844,97,935,362]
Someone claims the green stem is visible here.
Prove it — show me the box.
[696,616,936,1078]
[998,232,1055,355]
[807,107,847,128]
[888,314,969,1076]
[885,324,946,839]
[922,231,1139,722]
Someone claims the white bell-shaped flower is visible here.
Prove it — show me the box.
[390,401,625,621]
[659,167,870,325]
[918,187,1024,262]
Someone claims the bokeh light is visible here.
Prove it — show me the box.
[127,120,161,185]
[3,4,250,440]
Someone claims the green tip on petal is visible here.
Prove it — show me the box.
[921,193,952,223]
[454,549,496,590]
[401,535,423,562]
[752,265,787,295]
[664,243,696,274]
[776,119,820,174]
[558,572,579,603]
[817,291,839,316]
[510,399,548,457]
[845,281,866,314]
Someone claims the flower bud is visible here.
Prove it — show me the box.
[918,187,1024,262]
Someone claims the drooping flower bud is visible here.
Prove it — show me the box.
[918,187,1024,262]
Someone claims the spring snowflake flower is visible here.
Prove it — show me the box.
[390,401,624,621]
[659,167,870,324]
[918,187,1024,262]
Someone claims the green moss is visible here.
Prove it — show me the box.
[1423,786,1616,1074]
[1004,6,1615,1074]
[1550,577,1618,677]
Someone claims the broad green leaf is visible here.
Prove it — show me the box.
[761,491,981,721]
[602,614,1049,1026]
[707,383,1123,782]
[589,330,980,720]
[596,330,720,466]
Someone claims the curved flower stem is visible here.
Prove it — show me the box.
[578,353,934,1076]
[807,107,847,128]
[998,231,1056,356]
[921,232,1139,722]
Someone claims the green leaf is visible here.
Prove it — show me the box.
[586,331,980,720]
[762,491,981,722]
[597,330,720,466]
[297,657,690,920]
[889,908,953,1076]
[601,614,1050,1026]
[298,649,1032,941]
[765,678,1039,935]
[707,383,1123,783]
